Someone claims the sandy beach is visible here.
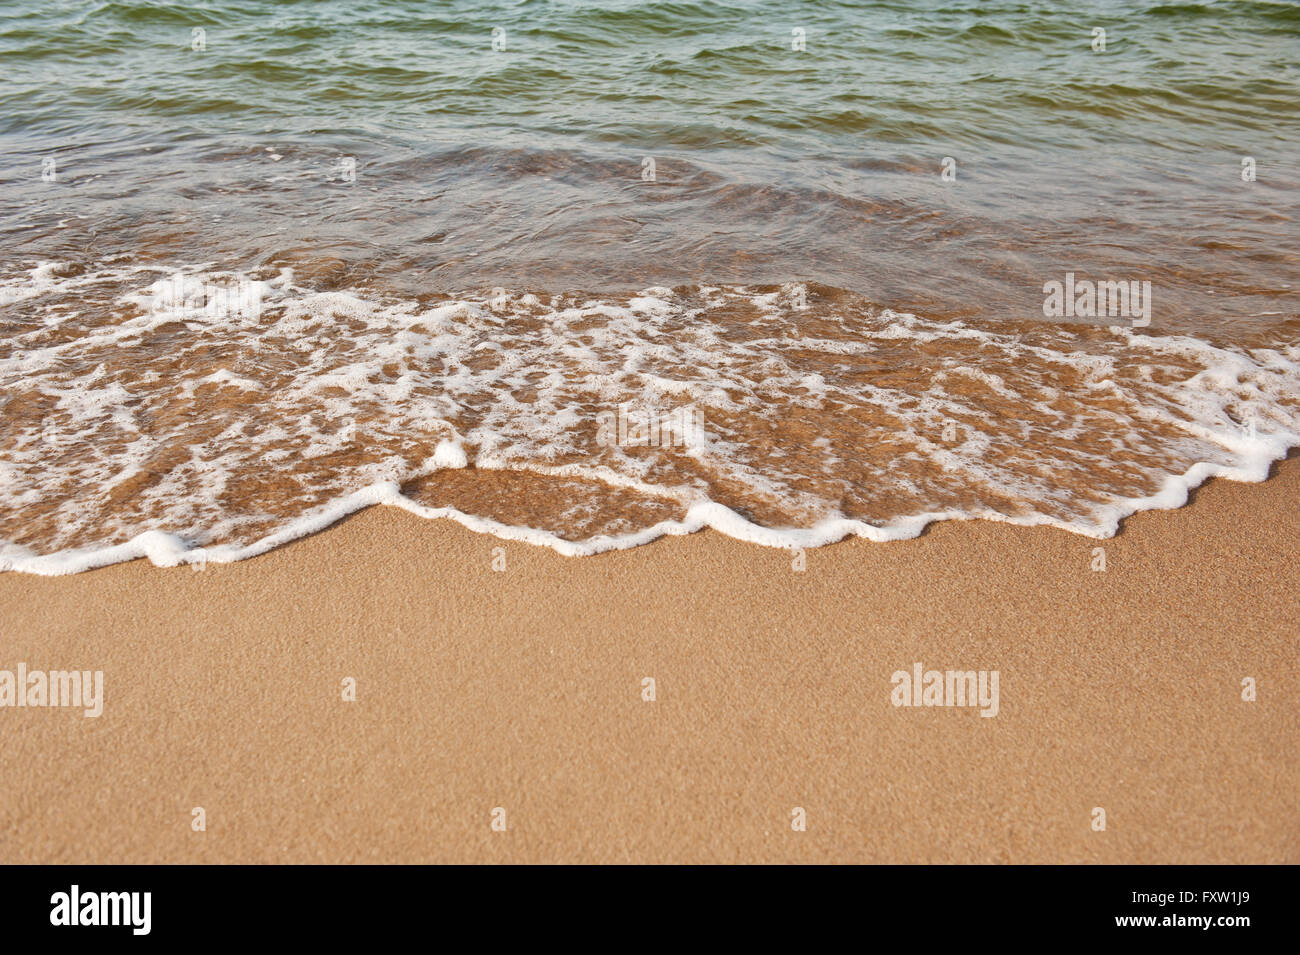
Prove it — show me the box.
[2,456,1296,865]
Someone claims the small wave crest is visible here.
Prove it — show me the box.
[1,261,1299,574]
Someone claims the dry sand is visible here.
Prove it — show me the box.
[2,457,1297,864]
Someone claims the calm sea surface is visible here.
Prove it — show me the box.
[1,0,1298,571]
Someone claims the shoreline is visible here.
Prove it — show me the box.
[5,445,1298,576]
[2,457,1297,863]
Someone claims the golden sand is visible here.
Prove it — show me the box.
[1,458,1296,864]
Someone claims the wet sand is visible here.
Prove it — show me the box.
[1,458,1297,864]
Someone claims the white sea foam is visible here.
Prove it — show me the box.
[1,263,1298,575]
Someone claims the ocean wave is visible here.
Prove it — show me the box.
[2,261,1298,574]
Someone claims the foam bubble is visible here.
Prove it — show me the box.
[1,261,1298,574]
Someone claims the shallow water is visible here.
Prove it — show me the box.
[1,0,1298,572]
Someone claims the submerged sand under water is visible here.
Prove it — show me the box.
[3,1,1298,573]
[1,262,1298,574]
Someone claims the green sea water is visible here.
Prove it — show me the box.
[2,1,1299,572]
[2,0,1297,324]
